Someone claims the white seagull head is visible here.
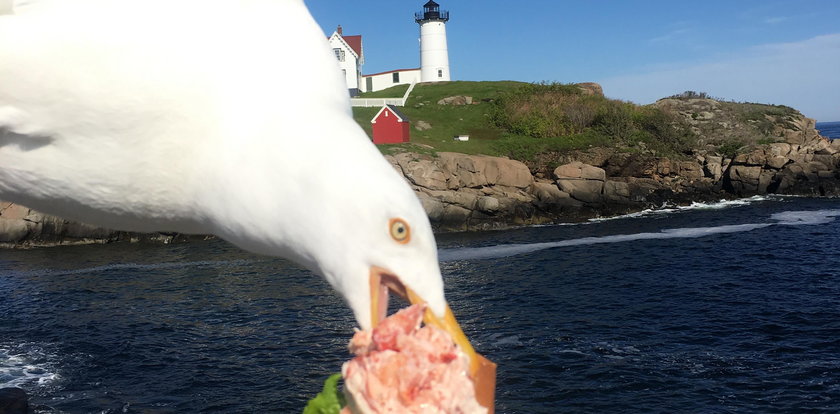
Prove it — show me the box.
[0,0,481,364]
[0,0,497,406]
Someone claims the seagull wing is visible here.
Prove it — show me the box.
[0,0,54,14]
[0,1,233,230]
[0,0,347,234]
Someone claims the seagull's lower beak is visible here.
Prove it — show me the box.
[369,266,497,412]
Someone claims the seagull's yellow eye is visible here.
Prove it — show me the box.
[389,218,411,244]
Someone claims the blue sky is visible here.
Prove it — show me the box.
[306,1,840,121]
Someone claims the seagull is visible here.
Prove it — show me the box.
[0,0,499,396]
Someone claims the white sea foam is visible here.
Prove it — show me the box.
[438,209,840,262]
[682,195,774,210]
[588,195,774,223]
[771,209,840,225]
[0,344,60,388]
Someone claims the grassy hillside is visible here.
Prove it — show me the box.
[353,81,527,156]
[357,84,410,98]
[353,81,802,168]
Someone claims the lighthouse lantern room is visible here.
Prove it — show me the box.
[415,1,451,83]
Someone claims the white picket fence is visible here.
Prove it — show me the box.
[349,98,406,107]
[350,79,418,107]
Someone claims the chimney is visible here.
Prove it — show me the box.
[337,25,343,36]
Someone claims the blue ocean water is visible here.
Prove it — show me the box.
[816,121,840,139]
[2,196,840,413]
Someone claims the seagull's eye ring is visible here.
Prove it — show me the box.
[389,218,411,244]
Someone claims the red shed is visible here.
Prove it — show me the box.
[371,105,410,144]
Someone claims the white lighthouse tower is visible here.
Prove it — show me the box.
[415,1,451,82]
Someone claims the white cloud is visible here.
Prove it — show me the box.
[598,34,840,121]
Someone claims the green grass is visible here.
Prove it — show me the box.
[352,106,380,139]
[406,81,526,104]
[354,81,694,161]
[490,131,615,160]
[353,81,800,168]
[353,81,528,156]
[357,84,410,98]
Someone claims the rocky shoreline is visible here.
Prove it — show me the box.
[0,201,212,248]
[388,130,839,232]
[386,98,840,231]
[1,103,838,247]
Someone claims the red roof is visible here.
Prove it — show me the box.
[372,105,410,123]
[342,35,363,58]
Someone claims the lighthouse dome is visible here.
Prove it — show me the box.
[415,0,449,23]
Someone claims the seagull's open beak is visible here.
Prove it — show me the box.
[369,266,497,412]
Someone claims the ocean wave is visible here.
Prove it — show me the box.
[0,343,60,389]
[588,195,775,223]
[438,208,840,261]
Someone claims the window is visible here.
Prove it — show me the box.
[437,69,443,78]
[392,72,400,83]
[342,69,346,78]
[334,48,345,62]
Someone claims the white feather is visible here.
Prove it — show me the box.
[0,0,446,328]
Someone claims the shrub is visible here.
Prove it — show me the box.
[717,141,744,158]
[633,107,696,153]
[593,100,634,141]
[668,90,714,100]
[490,82,697,158]
[490,82,597,138]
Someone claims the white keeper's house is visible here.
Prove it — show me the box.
[330,1,452,95]
[362,68,421,94]
[328,25,364,96]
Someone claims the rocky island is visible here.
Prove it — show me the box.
[2,83,838,246]
[389,97,838,231]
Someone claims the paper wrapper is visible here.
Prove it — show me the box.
[474,354,497,413]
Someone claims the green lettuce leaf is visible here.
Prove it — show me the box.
[303,373,346,414]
